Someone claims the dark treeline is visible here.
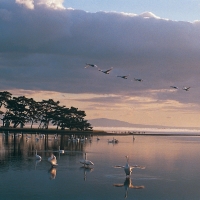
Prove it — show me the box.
[0,91,93,131]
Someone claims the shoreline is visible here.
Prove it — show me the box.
[0,127,103,135]
[1,127,200,136]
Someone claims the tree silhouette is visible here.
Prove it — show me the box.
[0,91,93,131]
[37,99,60,129]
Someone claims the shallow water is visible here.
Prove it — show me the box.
[1,133,200,200]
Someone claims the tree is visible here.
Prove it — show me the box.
[38,99,60,129]
[4,96,29,128]
[26,98,40,128]
[0,91,12,127]
[51,106,71,130]
[0,91,93,131]
[0,91,12,108]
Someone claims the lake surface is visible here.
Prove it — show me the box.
[1,132,200,200]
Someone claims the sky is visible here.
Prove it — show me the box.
[1,0,200,128]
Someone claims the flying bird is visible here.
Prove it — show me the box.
[170,86,178,89]
[114,156,145,177]
[134,78,143,82]
[183,87,190,91]
[117,75,129,79]
[98,67,113,74]
[85,63,98,68]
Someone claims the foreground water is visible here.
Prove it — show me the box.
[1,133,200,200]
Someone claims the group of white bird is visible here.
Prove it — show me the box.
[36,149,144,179]
[85,63,191,91]
[35,146,64,167]
[108,137,119,143]
[67,135,93,143]
[35,147,94,168]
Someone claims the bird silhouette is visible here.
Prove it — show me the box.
[183,87,190,91]
[98,67,113,74]
[117,75,129,79]
[85,63,98,68]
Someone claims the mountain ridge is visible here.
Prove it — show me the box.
[88,118,200,129]
[88,118,165,128]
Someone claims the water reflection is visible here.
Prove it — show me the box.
[2,133,200,199]
[49,167,57,179]
[113,177,144,198]
[0,132,88,161]
[34,159,41,170]
[79,166,94,181]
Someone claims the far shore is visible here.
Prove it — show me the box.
[1,127,200,136]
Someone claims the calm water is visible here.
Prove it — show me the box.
[1,133,200,200]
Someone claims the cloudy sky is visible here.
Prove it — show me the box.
[1,0,200,128]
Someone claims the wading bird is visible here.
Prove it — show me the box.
[58,146,64,154]
[35,150,42,160]
[80,153,94,168]
[115,156,145,177]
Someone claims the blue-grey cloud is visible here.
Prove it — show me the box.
[1,1,200,105]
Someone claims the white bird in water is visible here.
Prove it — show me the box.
[117,75,129,79]
[58,146,64,154]
[80,153,94,168]
[48,154,58,167]
[85,63,98,68]
[170,86,178,89]
[183,87,190,91]
[98,67,113,74]
[115,156,145,177]
[108,138,119,144]
[35,150,42,160]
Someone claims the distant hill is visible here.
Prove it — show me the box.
[88,118,161,128]
[88,118,200,130]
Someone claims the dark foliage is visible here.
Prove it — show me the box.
[0,91,93,131]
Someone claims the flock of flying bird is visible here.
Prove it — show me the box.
[85,63,191,91]
[85,63,143,82]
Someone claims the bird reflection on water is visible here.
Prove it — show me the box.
[79,166,94,181]
[34,159,41,170]
[113,177,144,198]
[49,167,57,179]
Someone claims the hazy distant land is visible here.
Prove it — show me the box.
[88,118,200,133]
